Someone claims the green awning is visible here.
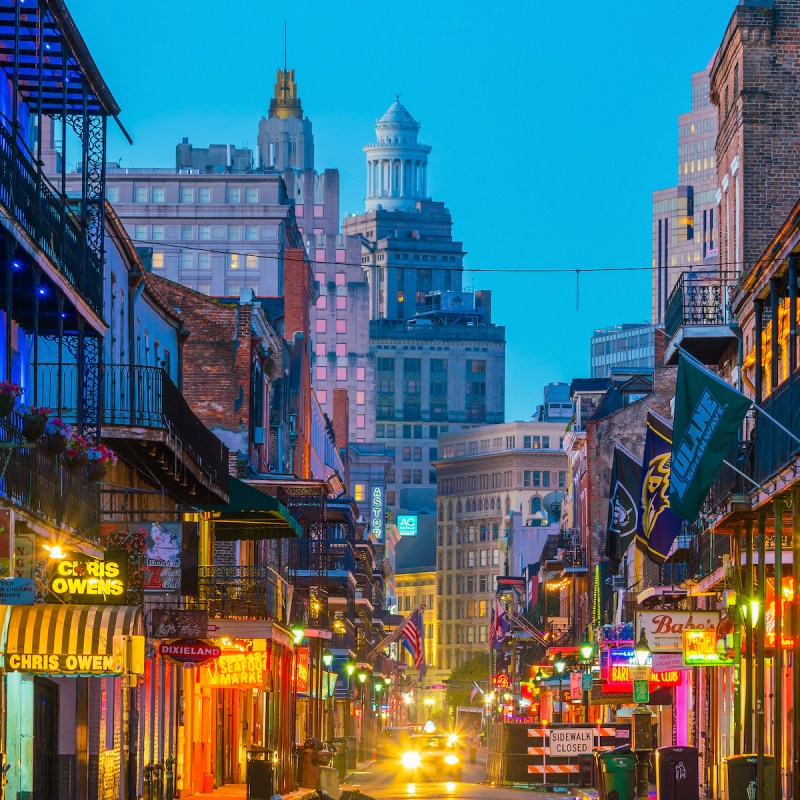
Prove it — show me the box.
[201,477,303,540]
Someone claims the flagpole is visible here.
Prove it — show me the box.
[674,342,800,447]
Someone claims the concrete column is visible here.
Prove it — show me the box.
[422,163,427,197]
[400,159,405,197]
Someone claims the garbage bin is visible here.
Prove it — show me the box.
[246,749,274,800]
[332,738,348,779]
[655,746,699,800]
[299,740,322,789]
[724,754,775,800]
[596,746,637,800]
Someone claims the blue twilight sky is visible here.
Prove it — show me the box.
[68,1,734,421]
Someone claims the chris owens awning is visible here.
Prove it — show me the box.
[201,477,302,540]
[0,604,142,676]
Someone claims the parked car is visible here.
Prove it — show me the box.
[400,733,463,781]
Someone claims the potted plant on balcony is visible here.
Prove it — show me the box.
[65,433,90,472]
[43,417,72,455]
[19,406,52,442]
[86,444,118,481]
[0,382,22,418]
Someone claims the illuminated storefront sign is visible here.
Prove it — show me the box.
[682,630,734,666]
[159,639,220,667]
[49,552,127,604]
[602,647,682,689]
[635,611,720,653]
[492,673,511,689]
[397,515,418,536]
[6,653,117,673]
[371,486,384,539]
[201,649,272,689]
[766,576,794,648]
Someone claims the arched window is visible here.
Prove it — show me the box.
[438,503,444,522]
[505,495,511,513]
[478,497,483,511]
[448,501,454,521]
[530,496,542,515]
[457,500,463,515]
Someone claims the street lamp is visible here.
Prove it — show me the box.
[345,663,355,737]
[322,650,333,668]
[553,652,566,725]
[291,626,305,645]
[322,650,334,740]
[634,628,651,667]
[580,636,593,723]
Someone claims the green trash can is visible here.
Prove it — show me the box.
[724,754,775,800]
[596,747,637,800]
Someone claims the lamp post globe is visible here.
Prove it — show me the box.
[634,628,651,667]
[554,653,566,675]
[579,639,593,663]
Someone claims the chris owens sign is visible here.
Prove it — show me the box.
[635,610,720,653]
[49,552,127,605]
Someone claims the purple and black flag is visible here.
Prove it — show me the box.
[635,412,683,564]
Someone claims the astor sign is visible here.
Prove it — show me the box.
[635,611,720,653]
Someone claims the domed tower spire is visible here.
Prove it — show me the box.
[364,98,432,212]
[269,68,303,120]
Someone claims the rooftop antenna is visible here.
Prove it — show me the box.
[284,20,287,72]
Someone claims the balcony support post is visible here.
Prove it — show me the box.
[754,299,764,406]
[56,294,64,413]
[76,317,84,434]
[11,0,19,173]
[32,269,39,406]
[774,497,784,794]
[792,485,800,800]
[744,518,754,753]
[4,262,12,381]
[789,255,798,378]
[756,508,767,800]
[771,278,780,392]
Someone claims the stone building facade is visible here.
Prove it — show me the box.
[432,422,568,672]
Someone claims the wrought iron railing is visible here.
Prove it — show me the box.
[0,408,99,534]
[562,548,587,569]
[289,537,357,575]
[35,363,229,486]
[198,566,289,622]
[689,529,731,580]
[754,373,800,483]
[664,271,736,341]
[0,121,103,314]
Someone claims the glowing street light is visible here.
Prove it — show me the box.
[634,629,651,667]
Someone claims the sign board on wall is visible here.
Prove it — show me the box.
[569,672,583,700]
[602,647,681,689]
[13,530,35,579]
[200,650,272,689]
[371,487,384,539]
[0,578,34,604]
[683,630,734,666]
[635,610,720,653]
[101,521,183,592]
[148,609,209,639]
[159,639,220,667]
[0,509,11,577]
[49,551,128,604]
[397,515,418,536]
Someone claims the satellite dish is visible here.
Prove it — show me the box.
[542,491,564,515]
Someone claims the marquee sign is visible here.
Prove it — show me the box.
[159,638,220,667]
[602,647,682,689]
[49,551,127,604]
[492,673,511,689]
[371,486,384,539]
[683,630,734,666]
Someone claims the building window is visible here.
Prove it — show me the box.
[151,187,165,203]
[227,187,241,203]
[335,319,347,334]
[558,471,566,488]
[198,253,210,271]
[356,391,365,405]
[152,252,164,270]
[134,224,147,241]
[245,225,258,241]
[316,319,327,334]
[356,414,365,429]
[107,186,119,203]
[180,252,193,270]
[316,365,327,381]
[134,186,147,203]
[198,225,211,240]
[151,225,165,240]
[180,225,193,240]
[355,483,366,502]
[245,187,258,204]
[336,295,347,310]
[246,254,258,271]
[317,390,327,404]
[228,225,242,240]
[229,254,239,270]
[357,367,366,381]
[336,366,347,381]
[198,187,211,203]
[180,187,194,204]
[316,295,327,310]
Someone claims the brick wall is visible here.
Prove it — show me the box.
[332,387,350,488]
[712,1,800,275]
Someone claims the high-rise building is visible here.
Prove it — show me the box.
[535,382,574,422]
[56,68,374,447]
[345,101,505,517]
[433,422,568,672]
[590,324,655,378]
[652,64,718,325]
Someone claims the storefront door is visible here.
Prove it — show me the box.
[32,678,58,800]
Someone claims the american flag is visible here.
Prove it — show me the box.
[470,682,482,702]
[401,608,426,680]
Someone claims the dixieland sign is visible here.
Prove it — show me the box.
[159,638,221,667]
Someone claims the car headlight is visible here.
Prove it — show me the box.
[447,734,458,747]
[402,752,421,769]
[444,755,460,765]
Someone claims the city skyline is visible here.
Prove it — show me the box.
[67,1,733,419]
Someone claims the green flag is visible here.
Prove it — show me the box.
[670,354,752,521]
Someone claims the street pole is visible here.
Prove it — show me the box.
[756,509,766,800]
[557,674,563,725]
[793,486,800,800]
[732,524,742,756]
[745,518,754,753]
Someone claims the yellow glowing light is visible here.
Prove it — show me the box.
[44,544,66,560]
[444,754,459,765]
[401,752,421,769]
[445,782,457,792]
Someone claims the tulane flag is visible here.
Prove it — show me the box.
[670,354,752,521]
[636,412,683,564]
[605,445,641,575]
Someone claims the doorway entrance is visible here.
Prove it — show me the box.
[32,678,59,800]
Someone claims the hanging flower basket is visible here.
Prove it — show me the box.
[65,434,90,472]
[86,444,118,482]
[0,382,22,418]
[86,461,108,482]
[20,406,52,442]
[43,418,72,455]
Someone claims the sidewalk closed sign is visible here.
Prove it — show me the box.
[548,728,594,755]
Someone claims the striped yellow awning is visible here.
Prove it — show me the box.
[0,604,142,676]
